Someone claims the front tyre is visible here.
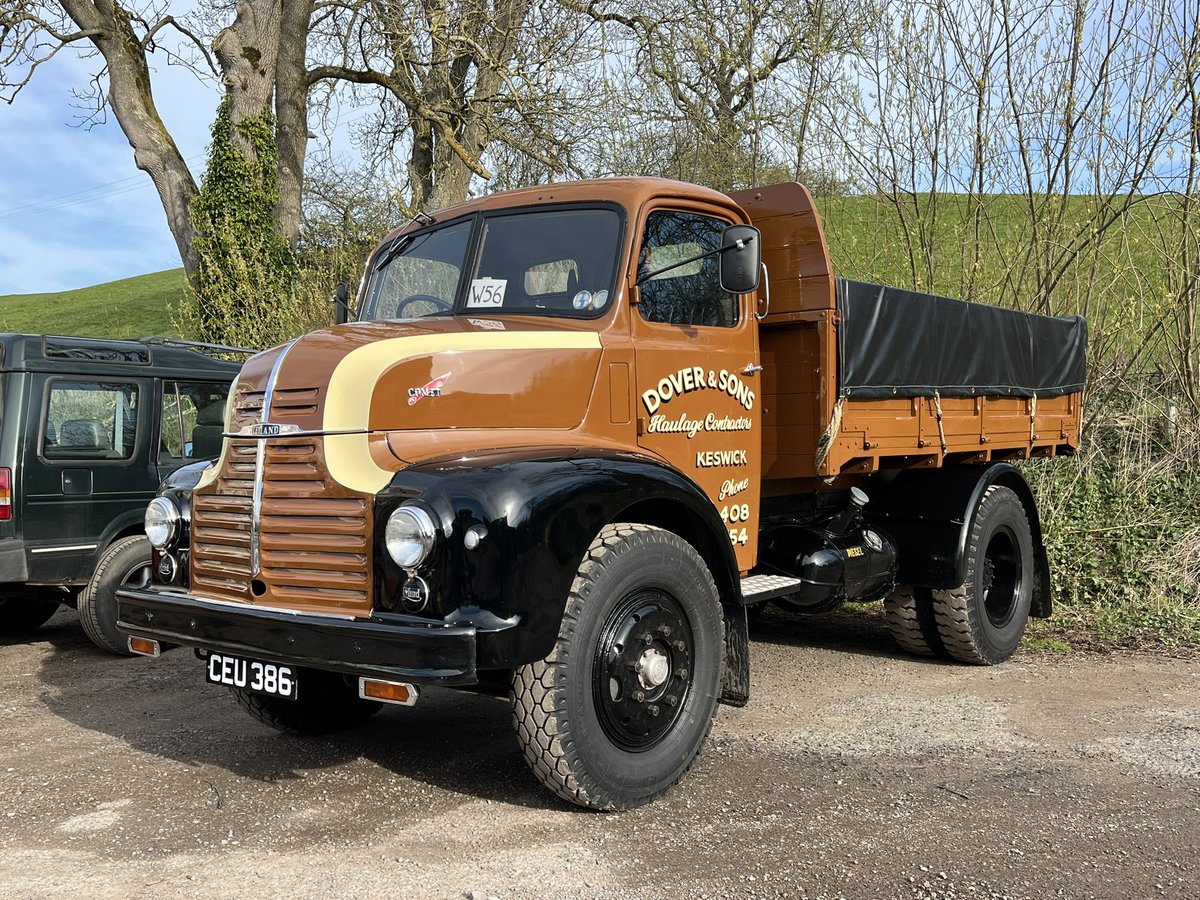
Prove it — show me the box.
[511,523,724,811]
[79,535,152,656]
[231,668,382,736]
[931,485,1034,665]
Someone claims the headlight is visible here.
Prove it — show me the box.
[145,496,180,549]
[384,506,437,569]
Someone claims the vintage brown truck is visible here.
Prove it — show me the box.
[118,178,1085,810]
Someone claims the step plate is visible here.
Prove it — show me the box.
[740,574,803,603]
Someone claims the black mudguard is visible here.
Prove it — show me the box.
[866,463,1053,617]
[376,447,742,670]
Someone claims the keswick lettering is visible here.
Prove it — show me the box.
[642,367,755,413]
[695,449,749,467]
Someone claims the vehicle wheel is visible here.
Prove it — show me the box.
[931,486,1034,665]
[231,668,382,736]
[883,584,944,657]
[0,589,59,635]
[79,535,152,656]
[511,523,724,811]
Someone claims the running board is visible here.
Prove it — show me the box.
[740,574,803,603]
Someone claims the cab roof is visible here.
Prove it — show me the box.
[380,177,743,245]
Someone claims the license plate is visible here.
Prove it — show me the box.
[204,652,297,700]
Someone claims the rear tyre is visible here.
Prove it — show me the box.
[883,584,944,657]
[0,589,59,635]
[231,668,382,736]
[511,523,724,811]
[79,536,152,656]
[931,486,1034,665]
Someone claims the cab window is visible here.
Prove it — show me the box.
[42,381,139,460]
[160,381,232,461]
[637,210,738,328]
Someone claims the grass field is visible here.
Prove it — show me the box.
[0,268,185,339]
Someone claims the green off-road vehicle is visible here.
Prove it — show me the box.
[0,334,242,653]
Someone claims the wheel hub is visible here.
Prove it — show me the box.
[636,647,670,689]
[593,589,694,751]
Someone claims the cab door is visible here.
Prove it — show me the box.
[631,206,762,571]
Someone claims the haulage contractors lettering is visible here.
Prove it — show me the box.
[642,367,755,414]
[696,449,749,468]
[646,412,754,438]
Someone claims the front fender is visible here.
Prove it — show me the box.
[376,447,737,669]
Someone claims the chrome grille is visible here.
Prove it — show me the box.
[189,438,371,610]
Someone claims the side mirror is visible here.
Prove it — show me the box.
[331,282,351,325]
[719,225,761,295]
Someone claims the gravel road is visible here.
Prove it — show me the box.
[1,606,1197,899]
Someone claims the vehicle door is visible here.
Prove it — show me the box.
[156,380,233,481]
[21,376,154,581]
[631,205,763,570]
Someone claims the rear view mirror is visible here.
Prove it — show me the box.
[331,282,351,325]
[719,225,761,295]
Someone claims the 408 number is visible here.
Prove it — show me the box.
[721,504,750,523]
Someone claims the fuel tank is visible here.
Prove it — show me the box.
[758,492,897,612]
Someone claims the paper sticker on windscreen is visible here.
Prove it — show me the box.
[467,277,507,308]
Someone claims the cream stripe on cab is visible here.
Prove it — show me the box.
[322,331,603,494]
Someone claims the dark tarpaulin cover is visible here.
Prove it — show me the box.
[836,278,1087,399]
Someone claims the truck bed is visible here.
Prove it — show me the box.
[730,184,1085,487]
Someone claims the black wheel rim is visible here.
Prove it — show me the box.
[982,527,1021,628]
[593,589,694,752]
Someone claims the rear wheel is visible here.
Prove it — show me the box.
[883,584,944,657]
[231,667,382,736]
[511,523,724,811]
[931,486,1034,665]
[79,536,152,656]
[0,588,59,635]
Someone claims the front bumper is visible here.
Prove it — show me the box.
[116,587,478,685]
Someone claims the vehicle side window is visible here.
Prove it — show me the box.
[160,381,231,460]
[637,210,737,328]
[43,381,139,460]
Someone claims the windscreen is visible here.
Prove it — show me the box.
[360,206,623,321]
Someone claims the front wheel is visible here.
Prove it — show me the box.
[931,485,1034,665]
[79,535,153,655]
[231,667,382,736]
[511,523,724,810]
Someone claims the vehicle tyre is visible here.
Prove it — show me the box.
[79,535,153,656]
[511,523,724,811]
[883,584,944,657]
[231,668,382,736]
[0,589,59,634]
[931,485,1034,665]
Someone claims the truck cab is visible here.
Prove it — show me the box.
[118,179,1084,810]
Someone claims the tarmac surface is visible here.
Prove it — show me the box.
[1,605,1197,899]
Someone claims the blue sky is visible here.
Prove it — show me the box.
[0,50,218,294]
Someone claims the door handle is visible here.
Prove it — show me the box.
[742,364,763,375]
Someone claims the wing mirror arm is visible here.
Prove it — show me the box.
[331,282,355,325]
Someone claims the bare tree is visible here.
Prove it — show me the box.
[569,0,866,192]
[307,0,593,211]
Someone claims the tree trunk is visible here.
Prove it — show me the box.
[212,0,282,164]
[273,0,312,245]
[60,0,201,278]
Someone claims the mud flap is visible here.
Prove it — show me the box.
[1031,545,1053,618]
[720,603,750,707]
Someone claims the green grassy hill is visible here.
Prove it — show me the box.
[0,268,185,339]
